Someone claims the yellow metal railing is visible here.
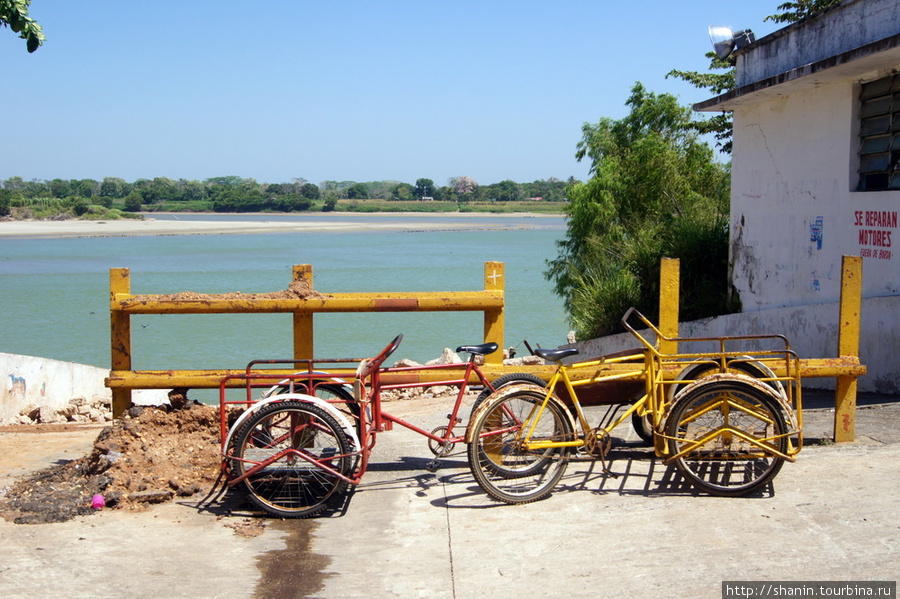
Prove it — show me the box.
[108,261,506,416]
[105,257,867,442]
[652,257,866,443]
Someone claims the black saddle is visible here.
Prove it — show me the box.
[455,342,499,356]
[534,347,580,362]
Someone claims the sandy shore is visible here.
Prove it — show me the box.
[0,212,559,238]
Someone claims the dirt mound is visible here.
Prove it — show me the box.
[141,278,330,301]
[0,404,222,524]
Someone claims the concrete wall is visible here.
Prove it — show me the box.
[1,353,111,421]
[729,79,900,309]
[565,296,898,394]
[720,1,900,392]
[736,0,900,86]
[0,353,167,421]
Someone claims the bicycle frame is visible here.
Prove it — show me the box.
[508,308,804,461]
[516,353,647,452]
[221,342,535,488]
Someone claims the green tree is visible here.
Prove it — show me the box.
[206,175,245,188]
[74,179,98,198]
[48,178,73,198]
[391,182,415,201]
[0,188,11,216]
[123,192,143,212]
[180,179,207,202]
[1,0,44,52]
[265,183,284,197]
[100,177,132,199]
[346,183,368,199]
[140,177,178,204]
[546,82,732,339]
[667,53,735,153]
[484,180,521,202]
[71,197,89,216]
[3,176,25,192]
[766,0,841,23]
[299,182,320,200]
[414,178,435,199]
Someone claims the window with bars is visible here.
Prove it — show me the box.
[857,73,900,191]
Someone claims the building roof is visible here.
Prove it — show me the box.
[696,0,900,112]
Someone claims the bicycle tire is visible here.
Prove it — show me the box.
[631,406,655,446]
[231,401,353,518]
[627,359,788,448]
[265,381,360,423]
[471,372,547,413]
[668,359,786,401]
[467,388,572,504]
[665,378,787,497]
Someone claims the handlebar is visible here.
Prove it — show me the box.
[357,334,403,379]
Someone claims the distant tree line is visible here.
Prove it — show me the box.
[0,175,572,214]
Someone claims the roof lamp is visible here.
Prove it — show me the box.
[709,25,756,60]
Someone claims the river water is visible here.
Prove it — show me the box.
[0,213,569,377]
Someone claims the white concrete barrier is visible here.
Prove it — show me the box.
[0,353,168,421]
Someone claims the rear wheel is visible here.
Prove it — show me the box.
[231,401,353,518]
[633,359,787,448]
[266,381,360,428]
[665,379,787,497]
[467,389,572,504]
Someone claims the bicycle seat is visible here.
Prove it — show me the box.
[456,342,499,356]
[534,347,580,362]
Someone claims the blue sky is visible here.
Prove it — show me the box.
[1,1,783,187]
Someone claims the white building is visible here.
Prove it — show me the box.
[694,0,899,393]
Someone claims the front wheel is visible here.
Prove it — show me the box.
[231,401,353,518]
[467,389,572,504]
[665,379,788,497]
[471,372,547,413]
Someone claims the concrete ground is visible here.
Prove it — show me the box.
[1,392,898,599]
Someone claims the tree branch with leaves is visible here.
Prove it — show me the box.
[1,0,44,52]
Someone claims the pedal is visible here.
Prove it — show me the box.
[426,459,440,472]
[447,414,462,424]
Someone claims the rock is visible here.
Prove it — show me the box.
[503,355,545,366]
[167,388,195,410]
[393,358,421,368]
[426,348,462,366]
[128,489,175,504]
[59,404,79,419]
[425,385,453,397]
[37,406,65,424]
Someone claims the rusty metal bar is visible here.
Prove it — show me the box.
[106,262,506,416]
[109,268,133,418]
[105,356,865,392]
[110,293,505,314]
[293,264,314,360]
